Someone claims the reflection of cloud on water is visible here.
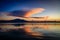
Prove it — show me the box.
[31,28,60,37]
[24,24,60,37]
[0,24,60,37]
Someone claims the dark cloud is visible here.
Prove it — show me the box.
[10,10,27,17]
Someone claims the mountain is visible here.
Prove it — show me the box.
[10,19,28,23]
[0,19,28,23]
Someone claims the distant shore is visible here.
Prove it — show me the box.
[0,19,60,24]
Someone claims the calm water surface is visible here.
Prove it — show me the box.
[0,23,60,39]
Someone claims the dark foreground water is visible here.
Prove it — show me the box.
[0,23,60,40]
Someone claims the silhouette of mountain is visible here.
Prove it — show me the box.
[0,19,28,23]
[10,19,28,23]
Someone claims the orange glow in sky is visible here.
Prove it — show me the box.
[24,8,45,17]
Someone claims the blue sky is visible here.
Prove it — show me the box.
[0,0,60,18]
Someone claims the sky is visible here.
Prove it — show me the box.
[0,0,60,19]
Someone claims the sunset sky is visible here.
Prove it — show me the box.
[0,0,60,20]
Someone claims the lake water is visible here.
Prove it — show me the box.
[0,23,60,40]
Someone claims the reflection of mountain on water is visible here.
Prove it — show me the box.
[13,24,24,26]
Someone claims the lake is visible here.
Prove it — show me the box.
[0,23,60,40]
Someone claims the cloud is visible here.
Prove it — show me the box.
[10,10,27,17]
[0,10,28,20]
[0,12,10,17]
[24,8,45,17]
[0,8,45,17]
